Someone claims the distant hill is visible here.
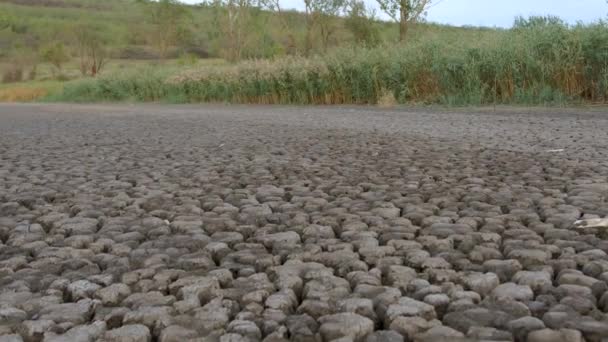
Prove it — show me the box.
[1,0,113,9]
[0,0,500,61]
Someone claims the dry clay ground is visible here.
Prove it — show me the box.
[1,103,608,342]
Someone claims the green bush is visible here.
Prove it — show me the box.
[40,42,70,72]
[53,66,180,102]
[177,52,198,66]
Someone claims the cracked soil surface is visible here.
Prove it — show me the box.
[1,103,608,342]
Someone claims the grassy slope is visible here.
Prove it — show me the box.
[1,0,150,57]
[0,0,502,57]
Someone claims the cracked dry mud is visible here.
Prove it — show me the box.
[1,103,608,342]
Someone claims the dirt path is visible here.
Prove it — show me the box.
[1,103,608,341]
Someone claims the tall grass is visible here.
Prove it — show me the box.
[48,66,187,102]
[53,18,608,106]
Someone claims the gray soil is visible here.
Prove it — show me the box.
[1,103,608,342]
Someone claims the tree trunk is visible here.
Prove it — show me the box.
[227,9,236,61]
[320,20,334,52]
[158,29,167,60]
[399,0,408,42]
[305,15,313,55]
[320,24,328,52]
[79,56,87,76]
[304,0,315,56]
[226,6,241,62]
[276,9,297,55]
[286,33,297,55]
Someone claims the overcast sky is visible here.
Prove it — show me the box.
[182,0,607,28]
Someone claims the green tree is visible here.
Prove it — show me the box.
[210,0,255,62]
[138,0,191,59]
[304,0,347,53]
[0,12,12,31]
[224,0,252,61]
[74,24,108,77]
[40,42,69,74]
[345,0,380,46]
[513,15,565,29]
[259,0,298,55]
[375,0,433,42]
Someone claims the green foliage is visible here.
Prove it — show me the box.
[73,22,108,76]
[0,0,488,60]
[40,42,69,71]
[0,10,27,34]
[52,66,177,102]
[375,0,432,41]
[375,0,431,22]
[303,0,347,52]
[513,15,566,29]
[0,11,12,31]
[138,0,193,59]
[345,1,381,46]
[177,53,199,66]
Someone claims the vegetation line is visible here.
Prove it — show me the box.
[54,17,608,106]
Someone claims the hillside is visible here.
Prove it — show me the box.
[0,0,500,60]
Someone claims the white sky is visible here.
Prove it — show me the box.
[181,0,608,28]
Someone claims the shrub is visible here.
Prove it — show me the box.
[28,65,37,81]
[40,42,70,72]
[177,52,198,66]
[2,66,23,83]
